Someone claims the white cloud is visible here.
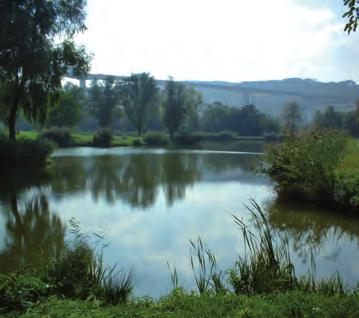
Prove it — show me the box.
[75,0,359,82]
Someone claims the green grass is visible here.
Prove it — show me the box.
[17,131,39,141]
[16,131,143,147]
[14,292,359,318]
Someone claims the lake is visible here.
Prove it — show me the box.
[1,144,359,297]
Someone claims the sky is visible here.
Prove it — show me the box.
[75,0,359,83]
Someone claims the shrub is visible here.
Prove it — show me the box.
[132,138,142,146]
[204,131,238,141]
[0,138,54,166]
[93,128,113,147]
[173,133,202,146]
[0,273,51,314]
[144,131,169,146]
[264,130,347,205]
[40,128,72,147]
[43,220,132,304]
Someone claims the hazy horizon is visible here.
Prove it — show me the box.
[74,0,359,83]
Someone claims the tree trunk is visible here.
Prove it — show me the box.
[8,100,18,141]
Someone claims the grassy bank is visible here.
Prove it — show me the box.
[17,131,143,147]
[13,292,359,318]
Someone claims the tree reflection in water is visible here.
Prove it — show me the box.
[267,201,359,263]
[0,167,65,272]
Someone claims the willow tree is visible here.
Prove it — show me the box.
[0,0,91,140]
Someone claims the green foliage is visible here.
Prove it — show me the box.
[0,137,54,166]
[47,88,82,128]
[343,0,359,34]
[343,101,359,137]
[88,77,121,128]
[281,102,302,135]
[143,131,169,146]
[0,273,51,314]
[230,200,296,295]
[313,106,343,130]
[207,131,238,141]
[173,133,202,145]
[93,128,113,147]
[264,130,352,208]
[40,128,72,147]
[189,237,225,295]
[200,102,275,136]
[162,78,191,139]
[0,0,91,140]
[121,73,158,136]
[15,291,359,318]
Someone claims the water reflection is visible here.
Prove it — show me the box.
[268,201,359,265]
[2,147,359,296]
[0,193,65,272]
[49,150,262,208]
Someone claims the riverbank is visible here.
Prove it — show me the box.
[16,130,267,148]
[11,292,359,318]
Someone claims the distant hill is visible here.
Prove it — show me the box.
[66,72,359,119]
[170,78,359,119]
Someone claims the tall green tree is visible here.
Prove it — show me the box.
[0,0,90,140]
[282,102,302,135]
[313,106,343,130]
[184,87,203,131]
[47,83,83,128]
[343,100,359,136]
[88,77,121,128]
[163,78,190,139]
[121,73,158,136]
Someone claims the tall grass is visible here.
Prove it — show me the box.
[189,237,226,294]
[229,199,296,294]
[48,217,133,304]
[187,199,346,297]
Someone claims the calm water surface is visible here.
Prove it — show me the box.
[1,143,359,297]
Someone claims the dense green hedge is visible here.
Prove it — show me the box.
[264,130,359,212]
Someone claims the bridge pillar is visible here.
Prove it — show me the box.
[242,92,250,105]
[79,78,86,89]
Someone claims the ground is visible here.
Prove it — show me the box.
[11,292,359,318]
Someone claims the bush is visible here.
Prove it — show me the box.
[0,138,54,166]
[144,131,169,146]
[200,131,238,141]
[173,133,202,146]
[40,128,72,147]
[93,128,113,147]
[264,130,348,207]
[0,273,51,314]
[132,138,142,146]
